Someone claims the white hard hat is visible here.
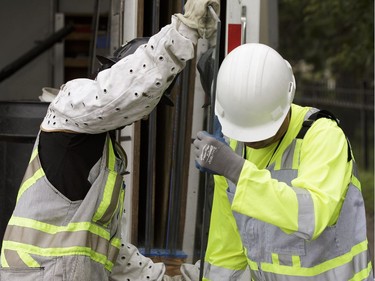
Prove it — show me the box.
[215,43,296,142]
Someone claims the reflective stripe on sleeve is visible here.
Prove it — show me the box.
[203,262,247,281]
[290,186,315,239]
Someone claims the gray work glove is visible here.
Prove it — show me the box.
[176,0,220,40]
[163,275,186,281]
[193,118,245,185]
[180,261,200,281]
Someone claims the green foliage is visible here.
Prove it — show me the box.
[278,0,374,219]
[278,0,374,87]
[359,168,374,216]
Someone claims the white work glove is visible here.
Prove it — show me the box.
[163,260,200,281]
[110,242,167,281]
[193,117,245,185]
[162,275,186,281]
[180,261,200,281]
[176,0,220,40]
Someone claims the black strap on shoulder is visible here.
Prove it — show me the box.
[296,110,339,139]
[296,109,352,162]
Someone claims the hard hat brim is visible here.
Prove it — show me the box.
[217,108,288,143]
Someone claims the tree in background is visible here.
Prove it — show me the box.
[278,1,374,256]
[278,0,374,88]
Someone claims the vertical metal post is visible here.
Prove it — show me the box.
[109,0,124,54]
[53,12,64,87]
[145,0,160,256]
[167,62,191,254]
[166,0,191,257]
[145,113,156,255]
[199,6,221,281]
[240,5,247,45]
[119,0,125,45]
[89,0,101,76]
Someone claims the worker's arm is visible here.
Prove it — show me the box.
[110,242,167,281]
[41,0,219,134]
[231,118,350,240]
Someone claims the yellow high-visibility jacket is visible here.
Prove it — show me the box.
[204,104,373,280]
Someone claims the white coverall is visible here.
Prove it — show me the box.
[43,16,198,281]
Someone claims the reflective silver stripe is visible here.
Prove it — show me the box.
[250,248,372,280]
[3,249,27,267]
[16,154,43,201]
[290,186,315,239]
[278,254,293,266]
[20,154,41,186]
[203,262,246,280]
[3,132,123,273]
[95,174,123,226]
[4,224,119,264]
[108,241,120,265]
[281,140,296,169]
[106,135,112,168]
[305,107,319,120]
[269,167,298,185]
[227,108,372,280]
[235,141,244,155]
[94,136,124,226]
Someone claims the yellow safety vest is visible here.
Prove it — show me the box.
[0,133,125,280]
[204,105,373,280]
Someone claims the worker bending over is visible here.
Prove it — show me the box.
[194,43,373,280]
[0,1,219,280]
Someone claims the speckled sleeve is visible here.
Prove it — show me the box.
[41,16,197,133]
[109,242,166,281]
